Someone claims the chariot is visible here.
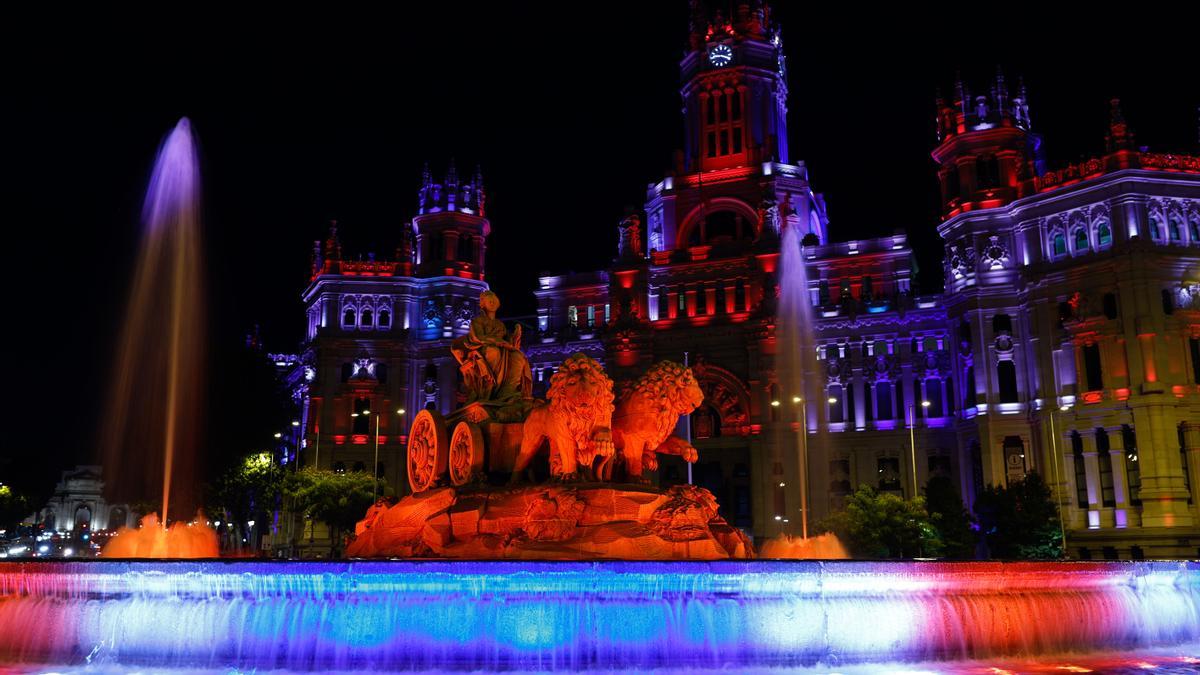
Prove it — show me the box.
[405,403,525,493]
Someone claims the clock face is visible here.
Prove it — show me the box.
[708,44,733,67]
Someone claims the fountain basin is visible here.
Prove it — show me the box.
[0,560,1197,670]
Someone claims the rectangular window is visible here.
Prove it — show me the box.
[731,92,742,120]
[567,305,578,327]
[1072,433,1089,508]
[828,384,844,424]
[925,380,943,417]
[604,304,611,324]
[696,284,707,315]
[705,96,715,125]
[718,95,728,123]
[678,287,687,312]
[1191,338,1200,384]
[1083,343,1103,391]
[706,132,716,157]
[732,128,742,153]
[1123,426,1141,506]
[1097,431,1116,507]
[877,457,901,492]
[875,382,892,421]
[719,130,729,155]
[586,305,595,328]
[964,365,977,406]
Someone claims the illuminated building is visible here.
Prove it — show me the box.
[31,465,134,533]
[279,4,1200,557]
[529,4,1200,556]
[285,162,489,504]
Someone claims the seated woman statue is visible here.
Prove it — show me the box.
[451,291,533,408]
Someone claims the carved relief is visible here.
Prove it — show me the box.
[982,235,1009,270]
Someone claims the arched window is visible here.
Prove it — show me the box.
[378,310,391,328]
[360,308,373,327]
[997,360,1018,403]
[1073,227,1089,252]
[1096,220,1112,248]
[1052,231,1067,257]
[1149,214,1163,240]
[1169,216,1184,241]
[976,156,1000,189]
[1191,220,1200,243]
[691,210,749,245]
[342,307,356,327]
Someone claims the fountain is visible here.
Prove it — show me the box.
[2,124,1198,672]
[99,118,217,557]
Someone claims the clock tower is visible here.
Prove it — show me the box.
[682,0,789,172]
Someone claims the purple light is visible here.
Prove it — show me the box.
[0,560,1196,671]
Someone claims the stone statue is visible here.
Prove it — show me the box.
[451,291,532,406]
[602,361,705,484]
[511,353,615,482]
[617,213,644,259]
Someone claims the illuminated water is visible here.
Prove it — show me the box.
[1,561,1197,671]
[100,118,206,526]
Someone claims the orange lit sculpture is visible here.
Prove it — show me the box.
[510,353,615,482]
[602,361,704,484]
[348,292,751,560]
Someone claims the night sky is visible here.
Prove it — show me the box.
[6,5,1194,501]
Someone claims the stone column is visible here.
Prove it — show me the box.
[1081,431,1103,528]
[1183,422,1200,511]
[1134,404,1194,528]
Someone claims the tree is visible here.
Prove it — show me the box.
[0,484,30,536]
[207,452,285,552]
[284,468,387,557]
[818,484,943,559]
[924,475,977,559]
[974,472,1064,559]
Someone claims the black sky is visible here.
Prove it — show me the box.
[5,4,1195,499]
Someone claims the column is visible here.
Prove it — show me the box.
[1081,431,1102,530]
[1134,405,1194,527]
[724,282,737,314]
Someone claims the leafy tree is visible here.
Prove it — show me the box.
[924,475,977,559]
[207,452,285,551]
[974,472,1064,559]
[0,484,30,536]
[818,484,943,559]
[284,468,387,557]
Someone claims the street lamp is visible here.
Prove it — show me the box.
[1047,402,1072,556]
[907,400,931,498]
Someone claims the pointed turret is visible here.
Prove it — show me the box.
[1106,98,1136,152]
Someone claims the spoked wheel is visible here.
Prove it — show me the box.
[448,421,486,487]
[407,409,448,493]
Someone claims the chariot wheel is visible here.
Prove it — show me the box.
[448,421,486,487]
[407,409,448,493]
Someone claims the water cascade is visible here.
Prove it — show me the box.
[0,560,1196,670]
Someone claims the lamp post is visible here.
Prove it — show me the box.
[1048,403,1071,556]
[908,400,931,498]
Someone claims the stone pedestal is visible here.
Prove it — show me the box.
[346,483,753,559]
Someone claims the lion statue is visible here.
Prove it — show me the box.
[510,353,615,482]
[602,361,705,484]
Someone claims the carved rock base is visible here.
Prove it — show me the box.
[346,483,753,560]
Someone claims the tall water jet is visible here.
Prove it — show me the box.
[100,118,206,529]
[773,221,827,545]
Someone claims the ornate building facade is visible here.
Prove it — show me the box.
[525,4,1200,557]
[286,3,1200,557]
[283,163,489,499]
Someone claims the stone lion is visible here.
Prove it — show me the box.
[603,361,705,483]
[510,353,615,482]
